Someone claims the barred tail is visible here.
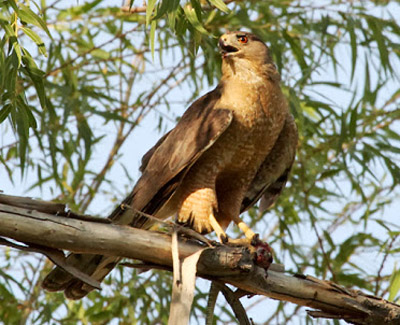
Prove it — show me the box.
[42,254,120,299]
[42,195,153,299]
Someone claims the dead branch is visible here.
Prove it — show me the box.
[0,195,399,324]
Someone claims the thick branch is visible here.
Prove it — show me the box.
[0,196,399,324]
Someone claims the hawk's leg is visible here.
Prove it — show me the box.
[230,214,257,242]
[208,211,256,244]
[208,211,273,269]
[208,211,229,242]
[230,215,273,269]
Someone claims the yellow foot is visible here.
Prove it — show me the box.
[208,211,259,246]
[208,211,228,243]
[236,220,257,241]
[229,213,257,241]
[219,234,257,247]
[207,212,273,270]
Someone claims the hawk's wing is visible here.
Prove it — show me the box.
[110,85,233,225]
[42,86,233,299]
[241,113,298,213]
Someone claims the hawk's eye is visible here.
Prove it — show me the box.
[237,35,248,44]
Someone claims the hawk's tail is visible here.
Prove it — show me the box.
[42,254,120,299]
[42,198,153,300]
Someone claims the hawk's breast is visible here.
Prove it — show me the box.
[211,78,288,175]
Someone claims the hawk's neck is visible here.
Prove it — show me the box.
[221,59,280,84]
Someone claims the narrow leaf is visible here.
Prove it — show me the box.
[208,0,229,13]
[0,105,13,123]
[183,4,208,35]
[150,19,157,60]
[146,0,157,26]
[18,4,52,39]
[20,26,47,56]
[348,17,357,81]
[389,267,400,302]
[366,16,390,72]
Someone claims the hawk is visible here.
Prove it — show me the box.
[42,31,298,299]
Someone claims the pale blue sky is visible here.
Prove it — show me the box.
[0,1,399,323]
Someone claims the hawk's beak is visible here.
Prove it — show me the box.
[218,36,238,58]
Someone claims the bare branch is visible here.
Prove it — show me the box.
[0,196,399,324]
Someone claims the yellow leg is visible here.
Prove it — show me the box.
[231,215,256,241]
[208,212,228,242]
[209,211,257,245]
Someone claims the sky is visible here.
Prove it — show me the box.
[0,1,400,324]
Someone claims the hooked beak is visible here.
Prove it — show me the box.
[218,38,238,58]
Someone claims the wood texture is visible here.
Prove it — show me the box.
[0,197,399,324]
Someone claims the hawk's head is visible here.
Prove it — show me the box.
[218,31,272,65]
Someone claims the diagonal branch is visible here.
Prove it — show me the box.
[0,195,399,324]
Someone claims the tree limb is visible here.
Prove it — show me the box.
[0,195,399,324]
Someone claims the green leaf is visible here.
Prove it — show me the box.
[10,38,22,67]
[0,11,9,22]
[167,7,179,31]
[6,0,19,13]
[363,56,372,103]
[347,17,357,82]
[0,104,13,123]
[208,0,229,13]
[21,49,47,109]
[349,104,358,139]
[335,272,372,290]
[183,4,209,35]
[366,16,390,72]
[389,267,400,302]
[146,0,157,26]
[150,19,157,60]
[282,30,308,73]
[333,234,374,270]
[18,4,52,39]
[80,0,103,13]
[93,110,131,123]
[154,0,180,20]
[91,48,110,60]
[0,20,15,37]
[20,26,47,56]
[77,117,92,155]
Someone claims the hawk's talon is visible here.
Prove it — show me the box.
[220,236,253,247]
[220,234,229,244]
[41,31,296,300]
[251,233,260,246]
[210,240,220,247]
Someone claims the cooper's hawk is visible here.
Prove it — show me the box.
[42,31,298,299]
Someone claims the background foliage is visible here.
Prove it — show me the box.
[1,0,400,323]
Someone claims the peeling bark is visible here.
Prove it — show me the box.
[0,195,399,324]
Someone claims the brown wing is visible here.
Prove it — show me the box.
[139,130,171,173]
[241,113,298,213]
[110,84,233,225]
[42,85,233,299]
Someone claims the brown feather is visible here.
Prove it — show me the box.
[42,87,233,299]
[42,31,298,299]
[241,113,298,212]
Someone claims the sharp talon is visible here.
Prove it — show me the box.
[251,233,260,246]
[220,234,229,243]
[210,240,221,247]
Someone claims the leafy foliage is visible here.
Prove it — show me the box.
[0,0,399,323]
